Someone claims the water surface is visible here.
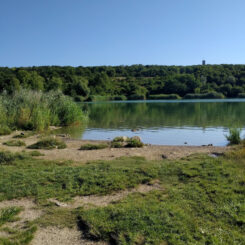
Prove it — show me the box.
[62,99,245,146]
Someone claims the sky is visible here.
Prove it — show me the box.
[0,0,245,67]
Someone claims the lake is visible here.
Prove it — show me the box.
[60,99,245,146]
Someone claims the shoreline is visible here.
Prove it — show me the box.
[0,131,229,162]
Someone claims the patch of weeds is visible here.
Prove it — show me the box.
[79,143,108,150]
[3,140,26,147]
[110,141,124,148]
[28,151,45,157]
[0,207,22,226]
[35,208,77,229]
[226,128,242,145]
[126,138,144,148]
[112,136,129,142]
[0,125,12,136]
[27,137,67,150]
[111,136,144,148]
[0,207,36,245]
[0,151,29,165]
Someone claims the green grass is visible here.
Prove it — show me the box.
[226,128,242,145]
[0,150,244,244]
[77,154,245,245]
[27,137,67,150]
[0,207,37,245]
[0,153,159,201]
[79,143,108,150]
[3,140,26,147]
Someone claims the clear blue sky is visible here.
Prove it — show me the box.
[1,0,245,67]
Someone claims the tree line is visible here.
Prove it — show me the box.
[1,64,245,100]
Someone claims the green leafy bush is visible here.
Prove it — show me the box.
[0,90,86,131]
[148,94,181,100]
[226,128,242,145]
[126,138,144,148]
[27,137,67,150]
[79,143,108,150]
[184,92,225,99]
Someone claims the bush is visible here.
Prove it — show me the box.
[128,94,146,100]
[183,92,225,99]
[126,138,144,148]
[237,93,245,98]
[3,140,26,147]
[0,151,27,165]
[226,128,242,145]
[148,94,181,100]
[79,143,108,150]
[110,142,124,148]
[112,136,129,142]
[0,90,86,131]
[27,137,67,150]
[0,125,11,135]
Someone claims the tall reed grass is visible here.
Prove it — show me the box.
[0,90,86,133]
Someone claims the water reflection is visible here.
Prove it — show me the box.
[62,100,245,146]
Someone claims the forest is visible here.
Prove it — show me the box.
[1,64,245,101]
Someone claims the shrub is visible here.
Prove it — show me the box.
[0,90,86,131]
[110,142,124,148]
[79,143,108,150]
[27,137,67,150]
[148,94,181,100]
[183,92,225,99]
[128,94,146,100]
[112,136,129,142]
[126,138,144,148]
[0,151,27,165]
[226,128,242,145]
[3,140,26,147]
[237,93,245,98]
[0,125,11,135]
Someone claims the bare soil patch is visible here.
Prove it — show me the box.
[31,227,107,245]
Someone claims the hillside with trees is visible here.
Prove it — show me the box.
[1,64,245,101]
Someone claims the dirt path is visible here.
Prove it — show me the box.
[0,132,228,162]
[31,227,107,245]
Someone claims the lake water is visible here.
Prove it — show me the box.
[61,99,245,146]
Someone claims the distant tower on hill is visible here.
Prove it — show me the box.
[202,60,206,65]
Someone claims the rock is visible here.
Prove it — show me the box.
[161,154,168,159]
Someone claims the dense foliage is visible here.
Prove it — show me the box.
[1,64,245,100]
[0,90,86,133]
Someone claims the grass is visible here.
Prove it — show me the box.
[0,207,37,245]
[79,143,108,150]
[13,132,35,139]
[78,154,245,244]
[226,128,242,145]
[0,89,86,132]
[27,137,67,150]
[3,140,26,147]
[111,136,144,148]
[0,149,244,244]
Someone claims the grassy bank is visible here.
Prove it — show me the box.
[0,147,244,244]
[0,90,86,134]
